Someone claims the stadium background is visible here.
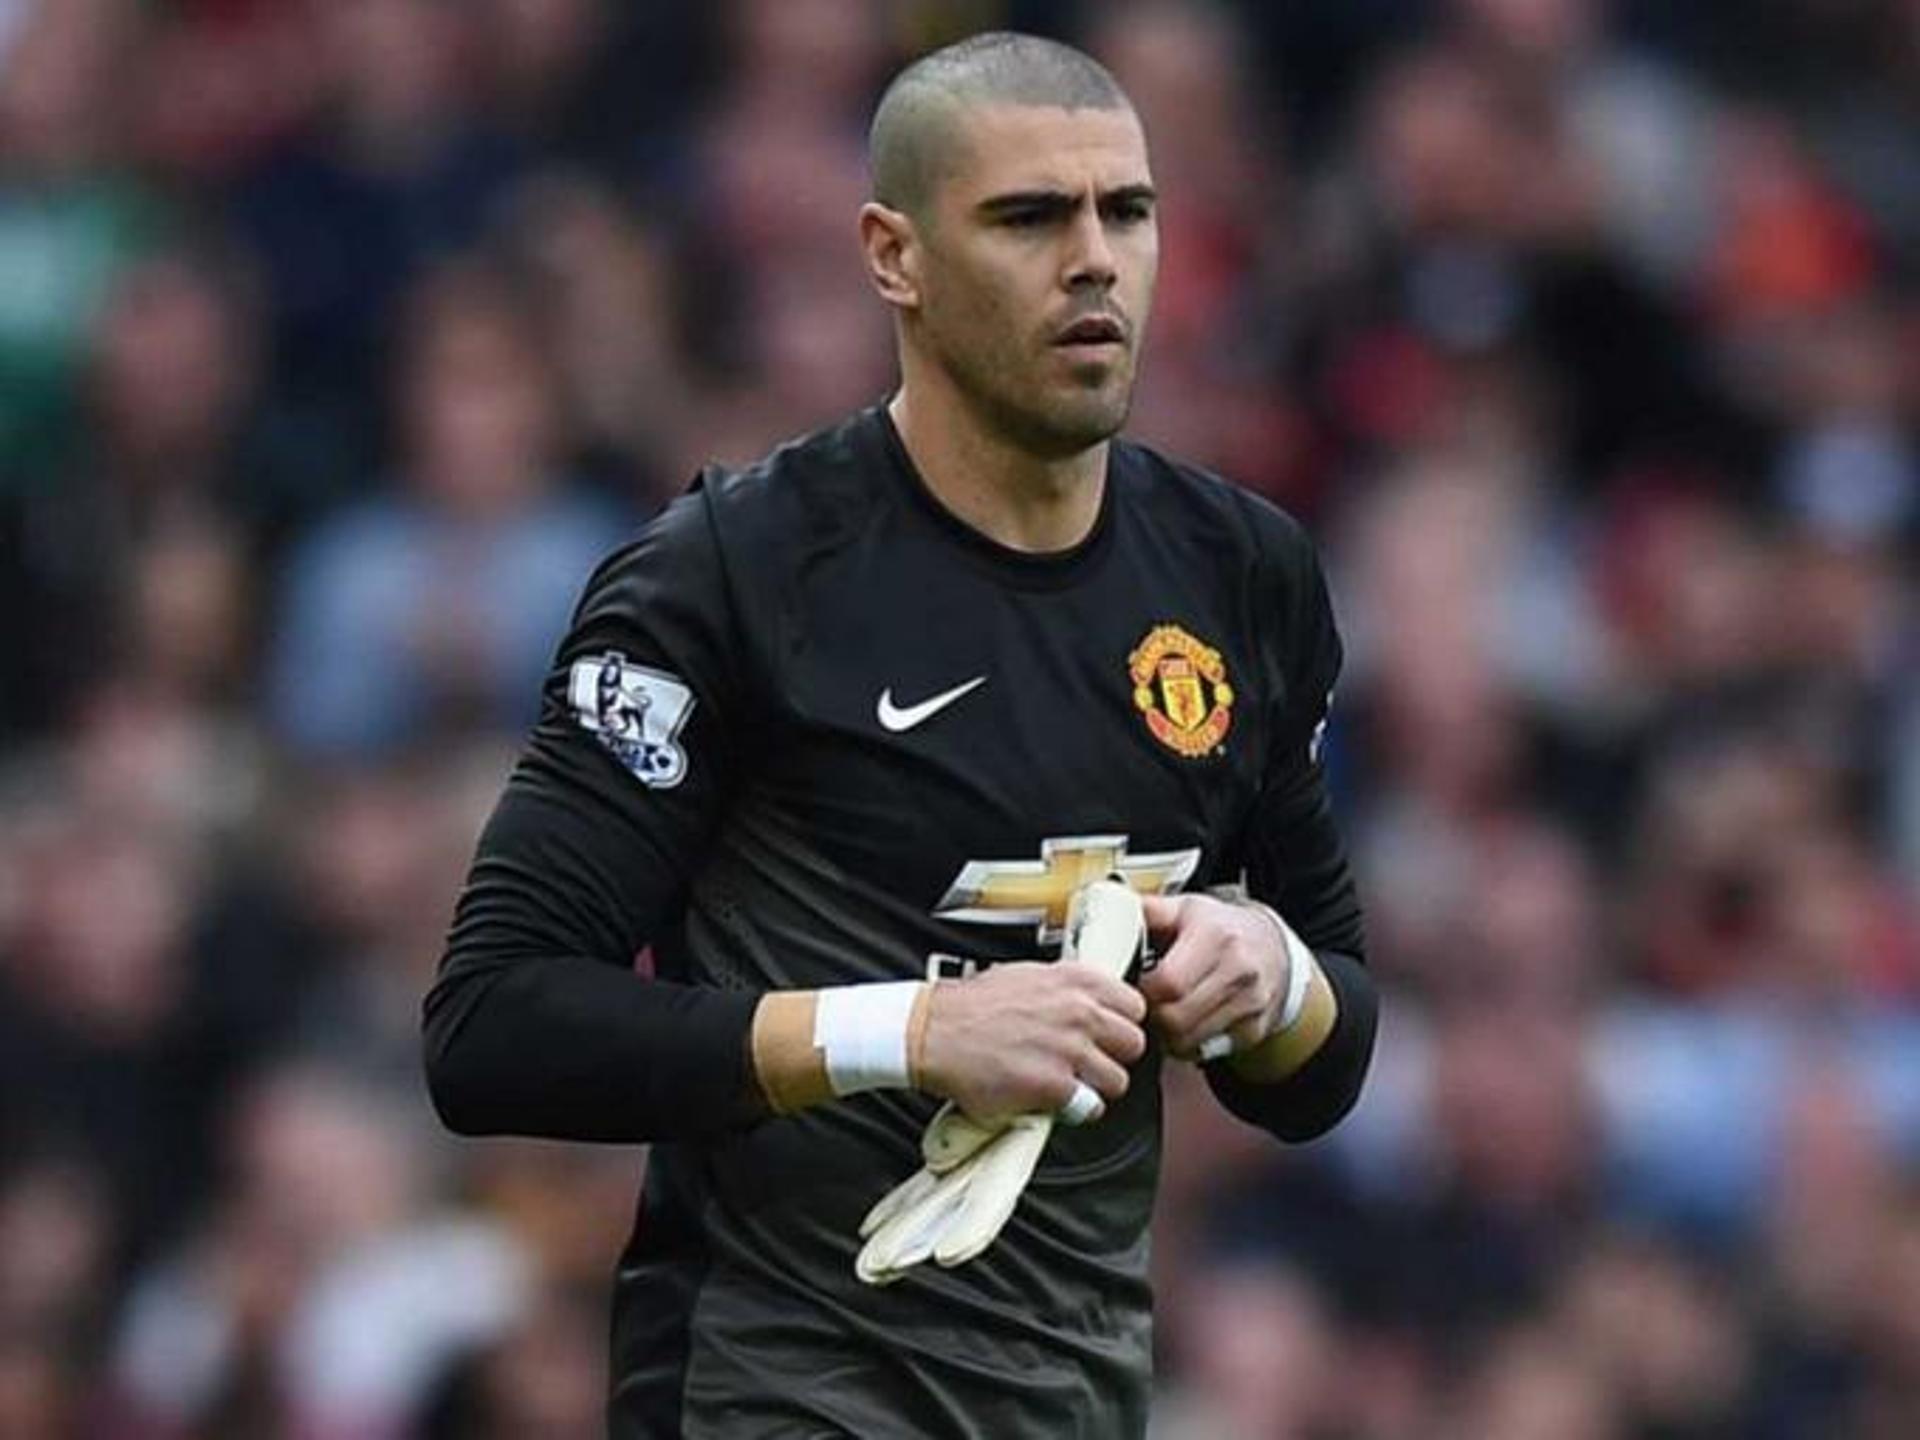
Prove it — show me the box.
[0,0,1916,1434]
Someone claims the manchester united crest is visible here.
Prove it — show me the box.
[1128,624,1233,758]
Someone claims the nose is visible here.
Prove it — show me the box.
[1064,205,1117,292]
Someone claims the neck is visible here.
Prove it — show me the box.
[888,373,1107,555]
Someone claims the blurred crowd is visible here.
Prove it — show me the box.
[0,0,1914,1436]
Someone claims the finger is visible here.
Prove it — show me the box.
[1165,984,1268,1060]
[1152,959,1252,1050]
[1136,923,1221,1008]
[859,1163,945,1240]
[1075,1047,1131,1104]
[935,1117,1051,1267]
[863,1160,974,1275]
[1093,972,1148,1025]
[1137,892,1187,943]
[1088,1004,1148,1065]
[1059,964,1148,1023]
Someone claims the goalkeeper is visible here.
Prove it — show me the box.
[424,30,1375,1440]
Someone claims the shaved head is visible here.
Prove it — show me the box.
[869,31,1133,219]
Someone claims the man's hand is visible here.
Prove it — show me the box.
[915,962,1148,1125]
[1137,893,1288,1060]
[858,880,1147,1284]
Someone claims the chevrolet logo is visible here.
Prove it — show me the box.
[934,834,1201,944]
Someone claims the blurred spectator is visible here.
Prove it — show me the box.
[663,0,893,469]
[1397,1002,1600,1343]
[472,0,714,182]
[418,1283,607,1440]
[269,256,627,758]
[0,805,213,1253]
[1,246,349,737]
[1300,38,1750,486]
[281,744,512,1090]
[1703,112,1879,331]
[226,0,528,444]
[1441,1320,1622,1440]
[1802,0,1920,265]
[0,1332,82,1440]
[1850,1188,1920,1436]
[1149,1260,1340,1440]
[131,0,316,181]
[107,1063,526,1439]
[1452,0,1720,287]
[0,1158,115,1352]
[1092,1,1318,506]
[1557,1237,1753,1436]
[500,173,699,506]
[461,1139,642,1298]
[1772,303,1914,553]
[0,0,159,475]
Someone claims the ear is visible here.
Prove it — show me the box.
[860,202,921,312]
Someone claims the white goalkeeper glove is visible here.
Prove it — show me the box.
[855,878,1146,1285]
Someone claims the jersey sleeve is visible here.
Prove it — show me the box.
[422,481,768,1143]
[1206,524,1377,1140]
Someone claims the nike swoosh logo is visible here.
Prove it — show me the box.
[876,676,987,733]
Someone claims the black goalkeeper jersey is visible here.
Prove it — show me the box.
[425,403,1372,1438]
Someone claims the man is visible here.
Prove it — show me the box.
[424,31,1375,1438]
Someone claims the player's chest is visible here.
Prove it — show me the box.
[748,539,1271,909]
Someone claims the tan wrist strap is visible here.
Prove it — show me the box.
[751,983,936,1116]
[1229,951,1339,1084]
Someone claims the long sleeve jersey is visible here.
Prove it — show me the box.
[424,403,1376,1438]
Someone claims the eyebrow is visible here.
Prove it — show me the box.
[974,183,1158,218]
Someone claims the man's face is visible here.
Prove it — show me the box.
[911,103,1158,457]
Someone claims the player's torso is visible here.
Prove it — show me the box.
[618,424,1281,1438]
[701,445,1272,995]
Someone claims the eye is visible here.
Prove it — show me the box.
[1107,198,1154,226]
[1000,208,1052,230]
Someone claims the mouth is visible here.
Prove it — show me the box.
[1052,315,1128,352]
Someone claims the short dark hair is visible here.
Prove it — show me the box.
[868,31,1132,218]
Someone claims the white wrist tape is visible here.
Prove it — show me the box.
[1245,901,1316,1034]
[814,982,923,1095]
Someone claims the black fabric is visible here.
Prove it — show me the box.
[423,404,1373,1437]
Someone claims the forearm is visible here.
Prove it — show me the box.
[423,763,768,1143]
[1216,699,1373,1137]
[423,953,763,1143]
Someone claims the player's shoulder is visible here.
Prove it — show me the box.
[1112,434,1322,584]
[695,406,889,555]
[585,408,885,598]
